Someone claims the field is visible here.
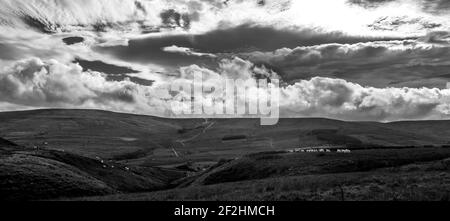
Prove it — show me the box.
[0,109,449,201]
[75,148,450,201]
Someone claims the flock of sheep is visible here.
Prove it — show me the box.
[288,148,352,153]
[95,156,130,171]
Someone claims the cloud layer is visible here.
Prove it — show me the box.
[0,0,450,122]
[241,33,450,88]
[0,58,169,114]
[281,77,450,121]
[2,57,450,122]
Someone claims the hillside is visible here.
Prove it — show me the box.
[0,109,449,169]
[0,139,184,201]
[76,147,450,201]
[1,109,450,201]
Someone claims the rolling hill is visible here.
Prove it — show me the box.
[0,138,184,201]
[0,109,449,168]
[76,147,450,201]
[1,109,450,201]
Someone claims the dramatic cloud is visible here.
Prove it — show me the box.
[349,0,450,14]
[348,0,396,8]
[97,24,410,72]
[162,45,216,58]
[241,35,450,88]
[1,57,450,122]
[1,0,448,36]
[281,77,450,121]
[0,0,450,122]
[0,58,169,114]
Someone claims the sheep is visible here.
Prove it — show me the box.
[337,149,352,153]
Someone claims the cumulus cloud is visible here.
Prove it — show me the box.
[241,38,450,88]
[98,24,411,74]
[0,58,170,115]
[281,77,450,121]
[0,57,273,117]
[1,0,450,122]
[2,57,450,122]
[170,57,450,121]
[162,45,216,58]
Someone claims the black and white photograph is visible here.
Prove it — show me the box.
[0,0,449,216]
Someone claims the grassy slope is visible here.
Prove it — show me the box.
[2,109,450,201]
[80,167,450,201]
[76,147,450,201]
[0,141,185,201]
[0,109,186,160]
[185,148,450,186]
[0,109,449,168]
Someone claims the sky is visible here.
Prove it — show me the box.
[0,0,450,121]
